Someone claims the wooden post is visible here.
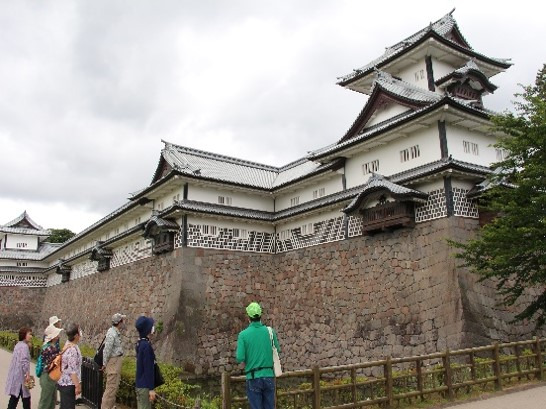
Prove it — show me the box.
[443,349,454,401]
[312,365,321,409]
[221,372,231,409]
[416,358,424,401]
[515,343,522,380]
[385,356,393,409]
[351,367,357,406]
[493,342,503,391]
[536,337,544,380]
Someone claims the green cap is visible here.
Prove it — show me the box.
[246,302,262,318]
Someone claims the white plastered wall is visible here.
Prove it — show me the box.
[446,124,500,166]
[366,104,410,128]
[188,185,274,212]
[4,234,38,251]
[431,58,457,84]
[345,126,441,189]
[275,174,344,212]
[397,60,429,89]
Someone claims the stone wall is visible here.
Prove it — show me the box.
[0,286,46,330]
[1,216,542,377]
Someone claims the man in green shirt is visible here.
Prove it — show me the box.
[236,302,281,409]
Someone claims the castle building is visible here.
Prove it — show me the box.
[9,10,508,286]
[1,13,529,372]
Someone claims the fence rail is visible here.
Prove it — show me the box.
[222,337,546,409]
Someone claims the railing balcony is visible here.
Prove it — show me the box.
[361,202,415,233]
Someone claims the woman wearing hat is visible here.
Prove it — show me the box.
[37,325,63,409]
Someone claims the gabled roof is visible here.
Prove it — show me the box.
[339,71,441,143]
[435,59,498,93]
[143,214,179,237]
[310,94,491,161]
[152,141,344,191]
[0,211,50,236]
[343,174,428,213]
[337,11,511,91]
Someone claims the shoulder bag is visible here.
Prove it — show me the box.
[93,335,107,367]
[48,345,72,382]
[267,326,282,377]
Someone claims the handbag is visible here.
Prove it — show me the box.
[93,335,107,367]
[154,362,165,388]
[24,376,36,390]
[267,326,282,377]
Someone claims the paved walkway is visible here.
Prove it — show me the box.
[0,347,42,409]
[444,385,546,408]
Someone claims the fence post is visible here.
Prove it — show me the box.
[535,337,543,380]
[221,372,231,409]
[385,356,393,409]
[312,366,321,409]
[493,342,502,391]
[442,348,454,401]
[416,358,424,401]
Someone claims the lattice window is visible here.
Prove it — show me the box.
[415,188,447,222]
[452,187,479,218]
[347,215,364,237]
[276,216,345,253]
[186,224,274,253]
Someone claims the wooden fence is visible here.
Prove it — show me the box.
[222,337,545,409]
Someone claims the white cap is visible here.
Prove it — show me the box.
[112,313,126,325]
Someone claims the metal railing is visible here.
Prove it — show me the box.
[81,357,104,409]
[222,337,546,409]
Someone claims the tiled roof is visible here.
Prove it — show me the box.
[435,59,498,92]
[390,158,491,184]
[0,242,61,260]
[163,142,277,189]
[373,71,441,103]
[0,211,50,236]
[338,12,511,85]
[161,141,335,190]
[343,174,427,213]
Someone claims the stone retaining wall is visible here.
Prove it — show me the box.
[0,216,542,376]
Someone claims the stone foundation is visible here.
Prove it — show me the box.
[0,216,542,376]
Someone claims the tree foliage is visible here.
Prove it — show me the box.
[47,228,76,243]
[452,65,546,326]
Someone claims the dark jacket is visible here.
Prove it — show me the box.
[135,316,155,389]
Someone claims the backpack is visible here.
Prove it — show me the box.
[35,353,44,377]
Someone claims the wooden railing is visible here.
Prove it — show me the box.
[361,202,414,233]
[222,337,545,409]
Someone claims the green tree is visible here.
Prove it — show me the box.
[452,65,546,326]
[47,228,76,243]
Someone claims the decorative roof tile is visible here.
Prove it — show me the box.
[338,11,511,85]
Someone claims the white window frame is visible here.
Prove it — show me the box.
[290,196,300,207]
[463,140,479,156]
[218,196,233,205]
[362,159,379,175]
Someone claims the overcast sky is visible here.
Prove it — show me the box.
[0,1,544,233]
